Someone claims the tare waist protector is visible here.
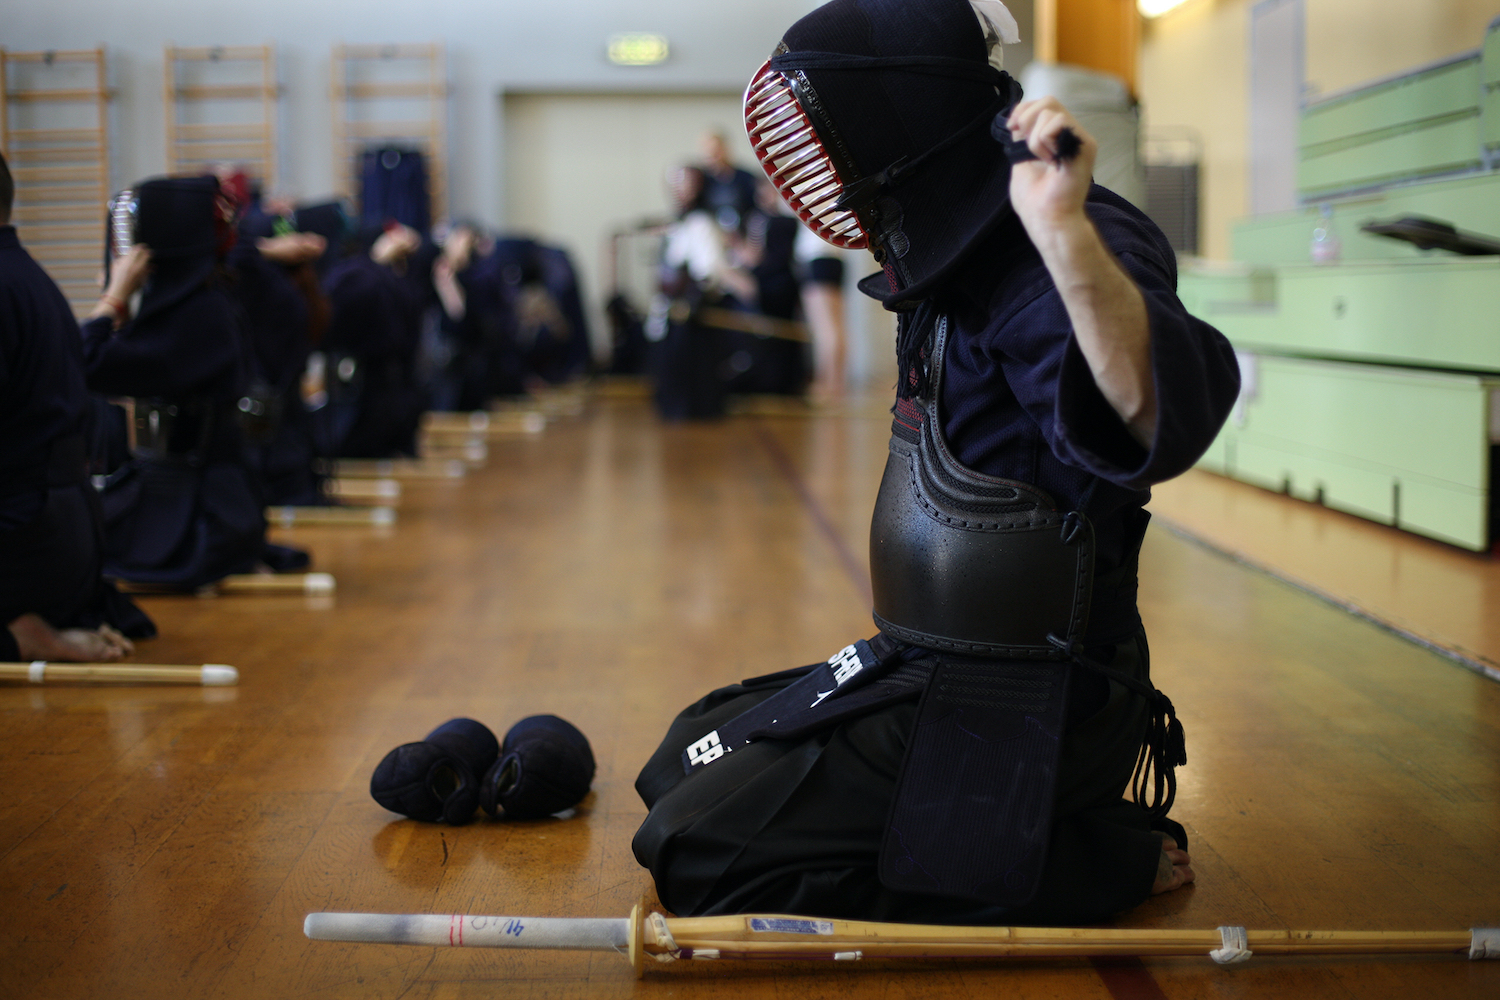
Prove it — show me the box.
[869,347,1093,656]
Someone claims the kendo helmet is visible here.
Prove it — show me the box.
[744,0,1024,306]
[127,174,237,322]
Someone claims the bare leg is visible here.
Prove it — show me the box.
[801,283,847,401]
[1151,833,1196,895]
[7,613,133,662]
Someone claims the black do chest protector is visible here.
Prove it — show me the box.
[870,316,1094,656]
[873,316,1093,908]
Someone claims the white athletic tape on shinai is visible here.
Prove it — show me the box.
[29,661,46,683]
[648,911,679,962]
[1210,925,1252,964]
[1472,927,1500,959]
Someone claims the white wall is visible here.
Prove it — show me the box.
[6,0,826,223]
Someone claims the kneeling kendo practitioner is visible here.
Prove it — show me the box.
[83,176,269,589]
[0,151,154,661]
[635,0,1240,925]
[228,185,332,509]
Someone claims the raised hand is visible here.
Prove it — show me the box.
[1005,97,1097,239]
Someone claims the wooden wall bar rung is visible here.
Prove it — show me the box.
[1,45,110,315]
[172,84,278,101]
[168,140,272,159]
[343,82,446,99]
[339,43,443,60]
[164,43,278,190]
[18,185,106,201]
[13,205,100,222]
[15,223,102,241]
[6,145,104,163]
[330,41,448,223]
[170,45,279,62]
[45,270,103,284]
[12,166,104,183]
[174,122,271,140]
[20,245,102,261]
[55,285,101,299]
[7,126,103,142]
[5,88,103,103]
[341,120,441,138]
[4,48,104,63]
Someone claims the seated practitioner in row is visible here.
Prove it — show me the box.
[430,226,592,404]
[315,223,428,458]
[429,222,498,411]
[227,181,330,507]
[486,237,591,391]
[635,0,1239,925]
[0,151,154,661]
[84,176,269,589]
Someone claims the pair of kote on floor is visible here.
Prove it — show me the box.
[371,716,595,823]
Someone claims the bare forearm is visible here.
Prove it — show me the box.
[87,244,151,329]
[1030,216,1156,446]
[1005,96,1156,447]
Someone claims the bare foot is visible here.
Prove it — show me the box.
[7,613,133,662]
[1151,833,1196,895]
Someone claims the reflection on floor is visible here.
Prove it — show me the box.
[1,390,1496,999]
[1151,469,1500,679]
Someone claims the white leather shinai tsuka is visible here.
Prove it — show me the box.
[29,661,47,683]
[1210,925,1252,965]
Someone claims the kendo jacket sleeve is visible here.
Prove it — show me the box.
[79,290,242,400]
[992,212,1240,491]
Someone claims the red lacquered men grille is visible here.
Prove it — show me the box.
[743,60,869,250]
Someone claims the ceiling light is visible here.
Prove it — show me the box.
[1139,0,1191,17]
[608,34,669,66]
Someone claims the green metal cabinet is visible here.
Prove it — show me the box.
[1205,357,1496,551]
[1231,173,1500,266]
[1203,260,1500,372]
[1179,17,1500,552]
[1299,51,1483,199]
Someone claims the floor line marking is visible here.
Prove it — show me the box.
[1091,956,1172,1000]
[1155,516,1500,684]
[749,418,874,607]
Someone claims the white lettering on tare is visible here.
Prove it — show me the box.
[687,730,726,766]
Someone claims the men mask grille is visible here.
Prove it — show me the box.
[743,60,868,250]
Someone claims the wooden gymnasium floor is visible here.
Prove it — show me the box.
[3,386,1498,999]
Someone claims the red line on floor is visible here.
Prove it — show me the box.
[1091,957,1170,1000]
[750,418,873,607]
